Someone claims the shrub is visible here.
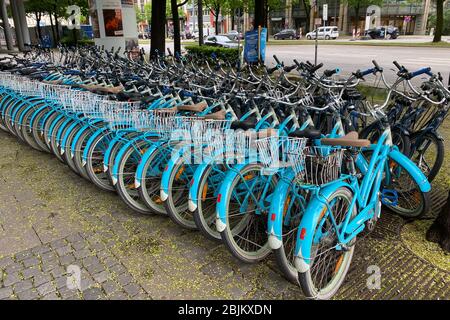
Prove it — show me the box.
[184,45,240,63]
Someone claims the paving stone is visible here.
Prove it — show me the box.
[22,267,41,279]
[0,287,13,300]
[133,293,149,300]
[5,263,23,274]
[58,286,79,299]
[13,279,33,293]
[31,245,51,256]
[95,250,112,260]
[82,255,100,267]
[73,248,92,260]
[15,251,33,262]
[123,283,141,297]
[59,253,76,266]
[90,242,106,252]
[33,274,52,287]
[50,266,66,278]
[49,239,67,250]
[108,263,127,275]
[83,287,105,300]
[92,270,111,284]
[0,256,14,269]
[42,292,60,300]
[56,245,73,257]
[102,256,118,268]
[16,289,39,300]
[71,241,87,251]
[102,280,120,295]
[40,251,58,261]
[36,282,56,296]
[54,276,68,290]
[86,262,104,275]
[3,271,22,287]
[41,259,59,272]
[116,273,133,286]
[108,290,129,300]
[79,275,96,291]
[66,233,84,243]
[22,257,40,268]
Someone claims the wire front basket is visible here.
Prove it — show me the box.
[256,136,307,171]
[289,146,345,186]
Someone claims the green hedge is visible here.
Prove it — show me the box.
[184,45,240,62]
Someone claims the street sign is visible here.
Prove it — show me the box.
[323,4,328,21]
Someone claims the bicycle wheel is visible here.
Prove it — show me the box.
[410,132,444,183]
[298,187,356,300]
[85,130,116,192]
[19,106,46,152]
[137,144,170,215]
[115,139,154,214]
[384,157,430,218]
[220,163,276,263]
[164,159,198,230]
[30,107,52,153]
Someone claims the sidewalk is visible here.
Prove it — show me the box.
[0,129,448,300]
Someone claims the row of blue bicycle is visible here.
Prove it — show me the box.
[0,46,449,299]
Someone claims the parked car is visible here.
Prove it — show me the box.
[305,26,339,40]
[365,26,399,39]
[204,35,239,48]
[273,29,299,40]
[224,30,243,40]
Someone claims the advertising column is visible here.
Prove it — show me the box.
[89,0,139,54]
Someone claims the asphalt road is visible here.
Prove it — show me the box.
[140,42,450,85]
[264,44,450,84]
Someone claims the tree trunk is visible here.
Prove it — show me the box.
[302,0,310,32]
[254,0,265,29]
[49,13,56,46]
[354,6,359,31]
[231,14,235,31]
[214,12,219,35]
[426,190,450,252]
[171,0,181,55]
[151,0,166,59]
[433,0,443,42]
[35,12,42,42]
[198,0,204,45]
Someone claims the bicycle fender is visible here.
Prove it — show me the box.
[388,149,431,193]
[134,142,162,189]
[111,135,146,186]
[82,127,109,164]
[71,122,93,158]
[215,163,248,232]
[60,121,81,155]
[160,145,188,202]
[267,170,296,249]
[188,162,211,212]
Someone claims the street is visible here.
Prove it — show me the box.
[140,42,450,84]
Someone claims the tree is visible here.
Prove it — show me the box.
[197,0,204,45]
[151,0,167,58]
[253,0,266,29]
[433,0,444,42]
[428,7,450,36]
[204,0,222,35]
[171,0,189,55]
[24,0,49,42]
[427,190,450,252]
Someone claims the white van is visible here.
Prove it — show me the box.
[306,26,339,40]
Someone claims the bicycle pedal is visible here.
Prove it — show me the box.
[381,189,398,206]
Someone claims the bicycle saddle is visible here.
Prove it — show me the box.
[288,128,322,139]
[204,110,226,120]
[177,101,208,112]
[230,120,257,130]
[321,131,370,148]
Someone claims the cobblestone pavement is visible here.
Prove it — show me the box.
[0,130,449,300]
